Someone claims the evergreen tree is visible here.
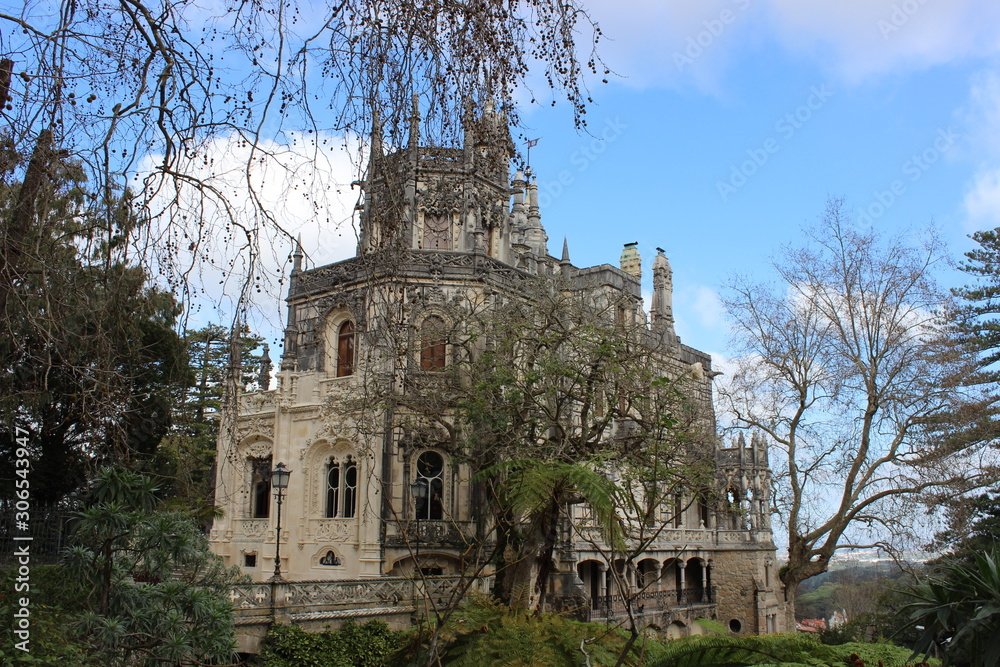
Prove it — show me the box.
[0,156,187,503]
[64,466,241,664]
[932,228,1000,556]
[154,323,265,521]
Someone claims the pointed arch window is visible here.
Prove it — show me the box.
[415,451,444,520]
[420,316,447,370]
[423,213,451,250]
[326,456,358,518]
[337,321,355,377]
[250,456,272,518]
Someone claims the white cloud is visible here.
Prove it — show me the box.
[765,0,1000,82]
[963,168,1000,231]
[583,0,1000,89]
[135,131,362,336]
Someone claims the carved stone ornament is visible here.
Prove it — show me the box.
[420,178,463,217]
[235,417,275,445]
[240,519,269,539]
[313,519,354,543]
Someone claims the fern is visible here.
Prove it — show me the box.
[648,634,839,667]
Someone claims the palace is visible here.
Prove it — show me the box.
[210,98,785,641]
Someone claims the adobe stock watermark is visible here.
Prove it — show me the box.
[673,0,752,72]
[536,116,628,208]
[717,84,834,202]
[11,426,33,654]
[878,0,931,40]
[857,126,958,225]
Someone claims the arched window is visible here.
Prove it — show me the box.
[423,213,451,250]
[337,321,355,377]
[250,456,272,518]
[420,316,447,370]
[343,460,357,518]
[326,456,358,518]
[415,451,444,520]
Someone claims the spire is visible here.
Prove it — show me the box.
[651,246,674,329]
[258,343,272,391]
[292,235,304,273]
[559,237,572,278]
[408,93,420,150]
[523,178,547,258]
[370,106,383,160]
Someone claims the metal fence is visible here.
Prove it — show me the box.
[0,502,76,565]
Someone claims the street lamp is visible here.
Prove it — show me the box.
[270,462,291,581]
[410,479,428,576]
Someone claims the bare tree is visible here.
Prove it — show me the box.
[1,0,606,493]
[719,199,998,613]
[1,0,606,314]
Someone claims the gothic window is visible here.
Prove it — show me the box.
[674,493,684,528]
[325,456,358,518]
[423,213,451,250]
[415,451,444,520]
[420,316,447,370]
[343,459,357,518]
[250,456,272,518]
[337,321,355,377]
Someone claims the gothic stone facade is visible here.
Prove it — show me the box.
[210,102,785,636]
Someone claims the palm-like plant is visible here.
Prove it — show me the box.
[478,458,625,611]
[899,548,1000,666]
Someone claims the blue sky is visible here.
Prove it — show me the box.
[499,0,1000,366]
[195,0,1000,373]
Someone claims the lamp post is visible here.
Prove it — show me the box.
[270,462,291,581]
[410,480,427,576]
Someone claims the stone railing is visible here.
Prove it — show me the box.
[384,520,477,548]
[230,575,488,624]
[590,586,717,619]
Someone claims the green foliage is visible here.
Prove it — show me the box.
[62,466,242,665]
[899,548,1000,666]
[260,619,404,667]
[0,566,95,665]
[400,599,628,667]
[648,633,840,667]
[152,323,265,523]
[0,162,187,503]
[832,641,921,667]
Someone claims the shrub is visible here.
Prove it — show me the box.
[260,619,404,667]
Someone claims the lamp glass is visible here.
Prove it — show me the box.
[271,462,291,489]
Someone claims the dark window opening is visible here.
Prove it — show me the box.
[250,456,272,518]
[326,456,357,518]
[415,451,445,520]
[244,553,257,567]
[326,462,340,517]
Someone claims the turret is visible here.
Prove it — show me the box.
[620,242,641,279]
[282,237,303,371]
[651,247,675,340]
[523,178,548,259]
[407,93,420,151]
